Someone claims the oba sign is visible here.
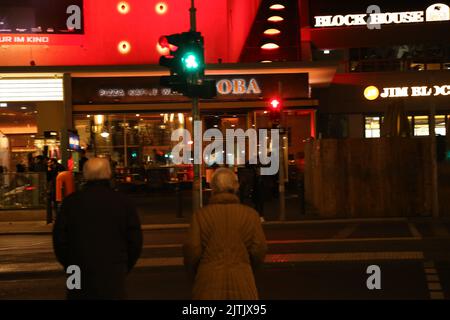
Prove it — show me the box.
[216,78,262,95]
[314,3,450,28]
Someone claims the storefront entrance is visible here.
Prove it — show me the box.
[0,76,65,209]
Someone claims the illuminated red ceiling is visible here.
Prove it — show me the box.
[0,0,261,67]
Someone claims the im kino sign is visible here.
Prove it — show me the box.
[364,85,450,100]
[314,3,450,28]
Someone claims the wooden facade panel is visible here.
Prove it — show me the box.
[305,138,433,218]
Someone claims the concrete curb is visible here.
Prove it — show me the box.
[1,217,448,235]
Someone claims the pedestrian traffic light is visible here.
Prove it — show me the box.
[182,52,200,71]
[159,31,205,79]
[159,31,215,99]
[268,98,282,126]
[269,98,281,111]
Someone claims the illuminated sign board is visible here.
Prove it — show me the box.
[69,133,80,150]
[314,3,450,28]
[96,78,262,98]
[0,0,83,45]
[73,74,308,105]
[0,0,83,35]
[364,85,450,100]
[216,78,261,95]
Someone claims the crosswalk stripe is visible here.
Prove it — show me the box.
[0,251,425,275]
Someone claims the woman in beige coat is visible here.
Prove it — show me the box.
[183,168,267,300]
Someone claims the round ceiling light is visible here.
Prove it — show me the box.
[270,4,285,10]
[264,28,281,35]
[267,16,284,22]
[155,2,168,15]
[118,41,131,54]
[261,43,280,50]
[117,2,130,14]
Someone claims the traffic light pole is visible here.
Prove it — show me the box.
[190,0,202,212]
[277,81,286,221]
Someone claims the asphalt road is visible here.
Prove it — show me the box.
[0,220,449,300]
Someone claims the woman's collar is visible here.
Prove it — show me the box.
[208,192,240,204]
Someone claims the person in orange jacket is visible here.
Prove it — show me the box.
[56,170,75,203]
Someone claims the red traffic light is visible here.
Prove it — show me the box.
[269,98,281,110]
[158,35,179,52]
[158,36,170,49]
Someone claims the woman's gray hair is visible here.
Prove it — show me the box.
[210,168,239,195]
[83,158,112,181]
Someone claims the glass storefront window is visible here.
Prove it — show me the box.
[74,113,190,169]
[414,115,429,136]
[435,115,446,136]
[365,116,381,138]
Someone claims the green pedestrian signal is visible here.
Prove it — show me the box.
[158,31,215,99]
[182,53,200,71]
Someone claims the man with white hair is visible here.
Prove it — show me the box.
[53,157,143,299]
[183,168,267,300]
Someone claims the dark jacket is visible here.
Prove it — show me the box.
[53,180,143,300]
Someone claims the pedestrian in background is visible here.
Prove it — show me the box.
[183,168,267,300]
[46,158,65,224]
[78,149,88,172]
[53,158,143,300]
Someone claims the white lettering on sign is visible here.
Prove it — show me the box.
[434,85,450,96]
[0,36,49,44]
[216,78,261,95]
[368,85,450,99]
[98,89,126,97]
[380,87,409,98]
[314,3,449,28]
[314,11,424,27]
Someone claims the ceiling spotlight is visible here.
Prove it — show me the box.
[267,16,284,22]
[117,2,130,14]
[261,43,280,50]
[118,41,131,54]
[264,28,281,35]
[100,132,110,138]
[155,2,168,15]
[270,4,285,10]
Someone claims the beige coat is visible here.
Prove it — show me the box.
[183,193,267,300]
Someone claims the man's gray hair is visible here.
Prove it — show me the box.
[83,158,112,181]
[210,168,239,195]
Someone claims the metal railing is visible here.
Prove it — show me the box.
[347,58,450,73]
